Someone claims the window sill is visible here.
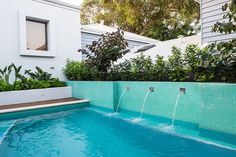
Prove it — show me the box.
[20,50,55,58]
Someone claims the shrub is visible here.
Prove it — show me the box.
[64,60,95,81]
[130,53,155,81]
[78,29,130,80]
[153,55,168,81]
[167,47,189,81]
[0,79,13,92]
[48,78,67,87]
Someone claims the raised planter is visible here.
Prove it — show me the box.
[0,87,72,106]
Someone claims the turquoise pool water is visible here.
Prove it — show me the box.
[0,108,236,157]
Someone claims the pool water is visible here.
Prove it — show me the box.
[0,108,236,157]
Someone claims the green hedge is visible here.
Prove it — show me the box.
[64,44,236,83]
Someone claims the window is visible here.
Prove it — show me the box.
[19,10,56,57]
[26,19,48,51]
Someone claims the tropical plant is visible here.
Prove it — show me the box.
[25,66,52,81]
[0,64,13,83]
[0,64,66,92]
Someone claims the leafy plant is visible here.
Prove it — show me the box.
[0,64,66,92]
[78,29,130,80]
[153,55,167,81]
[0,64,13,84]
[64,60,95,81]
[208,0,236,82]
[12,64,23,82]
[25,66,52,81]
[0,79,13,92]
[130,53,155,81]
[167,47,189,81]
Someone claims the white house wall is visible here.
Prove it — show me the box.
[0,0,82,80]
[201,0,236,43]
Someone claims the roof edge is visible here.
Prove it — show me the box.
[33,0,80,10]
[81,25,160,44]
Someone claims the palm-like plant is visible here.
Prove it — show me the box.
[25,66,52,81]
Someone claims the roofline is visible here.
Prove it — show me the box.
[33,0,80,10]
[81,28,160,44]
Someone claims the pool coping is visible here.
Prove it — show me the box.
[0,99,89,114]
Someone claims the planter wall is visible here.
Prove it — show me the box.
[67,81,236,136]
[0,87,72,106]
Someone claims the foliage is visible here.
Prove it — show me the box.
[0,64,66,92]
[81,0,200,41]
[78,29,130,80]
[208,0,236,82]
[25,66,52,81]
[212,0,236,34]
[153,55,167,81]
[0,64,13,84]
[64,60,95,81]
[167,47,189,81]
[0,79,13,92]
[65,1,236,83]
[66,44,236,83]
[129,54,155,81]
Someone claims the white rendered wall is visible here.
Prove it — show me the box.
[0,87,72,106]
[0,0,82,80]
[117,35,201,62]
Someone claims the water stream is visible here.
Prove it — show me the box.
[171,91,184,126]
[115,87,129,112]
[139,87,154,119]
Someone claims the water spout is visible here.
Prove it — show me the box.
[115,87,129,112]
[171,88,186,126]
[139,87,154,119]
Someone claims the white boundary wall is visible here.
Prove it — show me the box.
[0,0,82,80]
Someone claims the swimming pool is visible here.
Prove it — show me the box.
[0,107,235,157]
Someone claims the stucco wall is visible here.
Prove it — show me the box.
[0,0,82,80]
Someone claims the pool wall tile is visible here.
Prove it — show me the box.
[67,81,236,136]
[199,83,236,136]
[67,81,116,110]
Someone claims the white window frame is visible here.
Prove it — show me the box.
[19,10,56,57]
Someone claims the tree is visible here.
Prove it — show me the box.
[81,0,200,41]
[78,29,130,80]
